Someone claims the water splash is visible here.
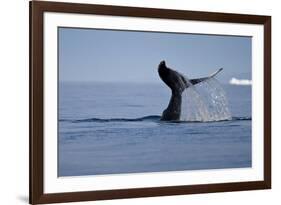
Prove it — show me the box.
[180,77,231,122]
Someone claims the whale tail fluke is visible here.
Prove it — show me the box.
[158,61,226,121]
[158,60,223,92]
[190,68,223,86]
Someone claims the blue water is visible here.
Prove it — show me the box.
[58,82,251,176]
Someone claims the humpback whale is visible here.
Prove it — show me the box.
[158,60,223,121]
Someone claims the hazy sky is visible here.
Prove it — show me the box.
[59,27,252,84]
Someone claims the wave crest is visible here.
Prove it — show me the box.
[64,115,161,123]
[60,115,251,123]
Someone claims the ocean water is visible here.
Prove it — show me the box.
[58,82,252,176]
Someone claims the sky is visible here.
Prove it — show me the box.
[59,27,252,84]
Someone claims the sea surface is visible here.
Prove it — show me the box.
[58,82,252,176]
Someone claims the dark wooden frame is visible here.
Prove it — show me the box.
[30,0,271,204]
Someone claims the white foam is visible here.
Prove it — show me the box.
[229,78,252,86]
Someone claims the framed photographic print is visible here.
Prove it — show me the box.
[29,1,271,204]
